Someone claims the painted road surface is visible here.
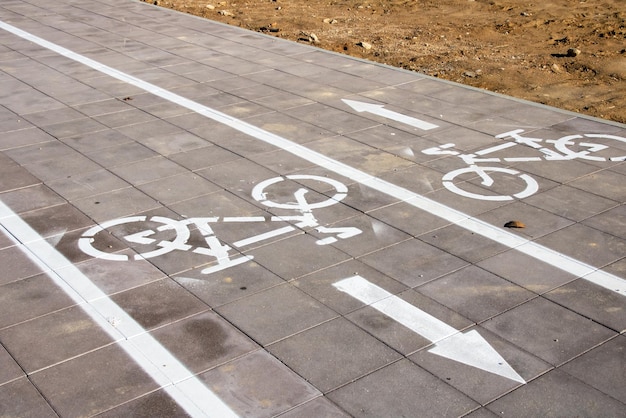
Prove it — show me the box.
[0,0,625,416]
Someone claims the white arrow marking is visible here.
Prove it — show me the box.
[342,99,439,131]
[334,275,526,383]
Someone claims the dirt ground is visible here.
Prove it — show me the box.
[144,0,626,124]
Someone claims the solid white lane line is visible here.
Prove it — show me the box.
[0,201,237,418]
[0,20,623,298]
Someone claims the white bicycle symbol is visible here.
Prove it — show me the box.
[423,129,626,201]
[79,175,362,274]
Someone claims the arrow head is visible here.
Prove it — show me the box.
[342,99,384,113]
[429,330,526,384]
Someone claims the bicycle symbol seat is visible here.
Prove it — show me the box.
[79,175,362,274]
[422,128,626,201]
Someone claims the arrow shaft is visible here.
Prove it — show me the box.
[375,107,439,130]
[333,275,457,342]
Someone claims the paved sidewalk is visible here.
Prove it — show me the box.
[0,0,624,416]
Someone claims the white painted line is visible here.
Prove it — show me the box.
[0,201,237,418]
[221,216,267,222]
[475,142,517,156]
[334,276,525,383]
[0,21,624,297]
[232,225,296,248]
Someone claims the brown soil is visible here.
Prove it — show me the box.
[146,0,626,123]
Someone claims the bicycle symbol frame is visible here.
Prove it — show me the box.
[422,129,626,201]
[79,175,362,274]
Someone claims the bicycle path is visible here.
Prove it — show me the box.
[0,0,625,416]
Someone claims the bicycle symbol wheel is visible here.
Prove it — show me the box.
[252,174,348,210]
[442,166,539,201]
[79,216,191,261]
[551,134,626,161]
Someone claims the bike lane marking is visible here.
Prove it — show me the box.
[0,19,623,297]
[0,199,238,418]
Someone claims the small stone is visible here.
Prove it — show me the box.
[566,48,581,57]
[358,41,372,50]
[206,4,215,9]
[551,63,563,73]
[463,70,478,78]
[218,10,234,16]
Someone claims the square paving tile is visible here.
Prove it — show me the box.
[367,200,452,236]
[0,126,55,151]
[268,317,402,393]
[137,130,209,156]
[419,225,508,263]
[95,389,189,418]
[0,184,66,213]
[482,297,616,366]
[0,273,76,329]
[359,238,469,287]
[569,169,626,202]
[486,369,626,417]
[29,344,158,417]
[326,359,479,417]
[174,259,284,308]
[137,172,221,205]
[247,233,352,281]
[535,223,625,268]
[149,310,258,374]
[47,169,130,201]
[108,278,209,332]
[477,249,578,294]
[0,343,23,385]
[560,335,626,404]
[216,283,337,346]
[196,158,278,203]
[582,204,626,238]
[111,156,188,186]
[39,117,108,139]
[0,244,44,285]
[0,305,112,373]
[544,279,626,333]
[0,158,41,193]
[0,377,57,418]
[524,184,619,222]
[168,144,242,171]
[23,153,102,182]
[20,202,94,239]
[72,251,166,295]
[200,349,320,418]
[72,187,160,222]
[168,189,263,220]
[85,141,158,168]
[417,265,536,323]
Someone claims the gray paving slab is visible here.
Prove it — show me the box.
[0,0,625,416]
